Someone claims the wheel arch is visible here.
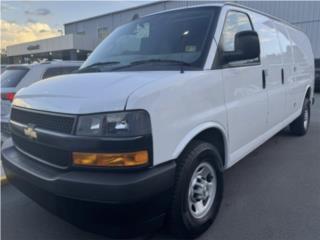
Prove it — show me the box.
[304,85,314,107]
[305,85,312,100]
[172,123,228,171]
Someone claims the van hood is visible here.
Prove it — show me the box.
[13,72,180,114]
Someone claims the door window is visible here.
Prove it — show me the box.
[220,11,259,67]
[221,11,253,52]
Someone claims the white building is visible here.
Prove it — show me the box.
[6,34,94,63]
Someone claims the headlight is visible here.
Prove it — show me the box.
[76,110,151,137]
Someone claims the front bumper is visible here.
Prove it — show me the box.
[2,138,175,204]
[2,138,176,235]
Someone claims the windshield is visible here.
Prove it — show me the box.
[1,67,29,88]
[81,7,220,72]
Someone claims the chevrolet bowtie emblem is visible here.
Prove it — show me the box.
[24,125,37,140]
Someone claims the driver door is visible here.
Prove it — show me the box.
[220,11,268,160]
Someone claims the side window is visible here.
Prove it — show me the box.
[43,68,62,79]
[42,66,79,79]
[0,68,29,87]
[221,11,253,52]
[61,66,79,74]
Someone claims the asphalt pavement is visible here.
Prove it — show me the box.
[2,94,320,240]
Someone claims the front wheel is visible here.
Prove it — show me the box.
[290,98,311,136]
[168,141,223,239]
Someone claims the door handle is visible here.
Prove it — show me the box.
[262,70,266,89]
[281,68,284,84]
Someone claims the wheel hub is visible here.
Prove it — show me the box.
[188,162,217,219]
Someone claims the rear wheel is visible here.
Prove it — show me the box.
[290,97,311,136]
[168,141,223,238]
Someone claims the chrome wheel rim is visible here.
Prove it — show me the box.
[303,107,309,130]
[188,162,216,219]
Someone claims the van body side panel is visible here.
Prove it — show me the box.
[126,70,227,166]
[250,13,287,128]
[287,27,315,112]
[218,6,314,168]
[273,21,296,118]
[222,65,267,155]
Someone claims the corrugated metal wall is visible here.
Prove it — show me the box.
[64,1,320,59]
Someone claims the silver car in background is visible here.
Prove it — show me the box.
[1,61,82,142]
[1,65,7,74]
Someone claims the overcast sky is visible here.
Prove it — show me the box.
[1,1,156,49]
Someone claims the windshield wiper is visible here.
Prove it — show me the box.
[77,61,120,73]
[110,59,191,72]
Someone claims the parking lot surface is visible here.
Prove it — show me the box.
[2,94,320,240]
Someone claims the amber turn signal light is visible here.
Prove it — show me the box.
[72,151,149,167]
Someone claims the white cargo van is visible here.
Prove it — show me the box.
[2,3,315,238]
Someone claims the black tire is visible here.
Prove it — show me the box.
[168,140,223,239]
[290,97,311,136]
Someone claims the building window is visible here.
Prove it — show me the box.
[76,24,85,35]
[98,27,108,41]
[132,14,139,20]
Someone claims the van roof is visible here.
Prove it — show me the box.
[65,2,301,33]
[144,2,301,33]
[223,2,301,31]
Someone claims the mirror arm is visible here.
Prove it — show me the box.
[222,50,244,63]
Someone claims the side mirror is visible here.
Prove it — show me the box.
[223,30,260,63]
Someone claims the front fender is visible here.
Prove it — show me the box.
[172,122,229,166]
